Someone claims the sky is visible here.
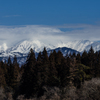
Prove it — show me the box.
[0,0,100,49]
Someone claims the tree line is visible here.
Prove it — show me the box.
[0,46,100,99]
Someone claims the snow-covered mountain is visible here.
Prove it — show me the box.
[6,40,55,53]
[57,40,100,52]
[0,39,100,65]
[1,40,100,58]
[0,40,79,65]
[57,40,93,52]
[84,42,100,52]
[0,40,56,57]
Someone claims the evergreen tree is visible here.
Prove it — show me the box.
[0,62,6,87]
[60,57,70,87]
[42,47,49,63]
[48,51,58,86]
[55,50,64,87]
[19,48,37,98]
[81,50,88,66]
[76,53,81,64]
[12,55,19,89]
[36,51,44,96]
[40,47,49,85]
[73,64,91,88]
[36,48,50,97]
[6,56,14,88]
[94,51,100,77]
[37,52,42,62]
[87,46,95,76]
[69,56,77,87]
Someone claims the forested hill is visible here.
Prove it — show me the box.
[0,46,100,99]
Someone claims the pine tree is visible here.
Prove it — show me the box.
[87,46,95,76]
[69,56,77,87]
[0,62,6,87]
[60,57,70,87]
[19,48,37,98]
[81,50,88,66]
[55,50,64,87]
[37,52,42,62]
[36,48,50,97]
[36,51,43,94]
[6,56,14,88]
[76,53,81,64]
[12,55,19,89]
[41,47,49,85]
[42,47,49,63]
[94,51,100,77]
[48,51,58,86]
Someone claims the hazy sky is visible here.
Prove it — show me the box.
[0,0,100,48]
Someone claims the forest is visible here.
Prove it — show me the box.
[0,46,100,100]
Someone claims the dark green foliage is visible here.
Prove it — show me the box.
[73,64,91,88]
[94,51,100,77]
[60,58,70,87]
[81,50,88,65]
[48,51,58,86]
[6,57,14,88]
[87,46,96,77]
[5,56,19,90]
[55,50,64,87]
[19,48,37,98]
[36,48,50,97]
[88,46,95,67]
[1,46,100,99]
[37,48,49,86]
[0,62,6,87]
[76,53,81,64]
[12,55,19,89]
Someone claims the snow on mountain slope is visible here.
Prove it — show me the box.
[57,40,93,52]
[85,41,100,52]
[1,47,80,66]
[1,39,100,65]
[6,40,45,53]
[9,40,56,53]
[1,39,100,58]
[0,40,56,57]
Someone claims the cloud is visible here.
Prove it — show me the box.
[63,24,100,41]
[0,25,63,47]
[0,24,100,49]
[0,43,8,51]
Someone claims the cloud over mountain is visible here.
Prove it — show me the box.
[0,24,100,49]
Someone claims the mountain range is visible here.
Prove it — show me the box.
[0,40,100,65]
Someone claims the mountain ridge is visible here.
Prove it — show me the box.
[0,39,100,57]
[0,39,100,65]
